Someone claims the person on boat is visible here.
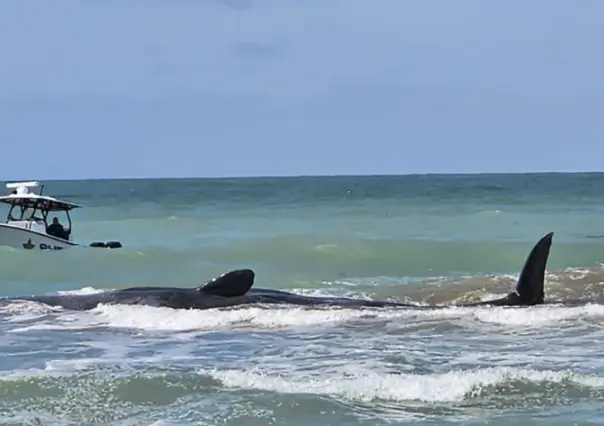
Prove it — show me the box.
[47,217,67,239]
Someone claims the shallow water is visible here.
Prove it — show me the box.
[1,174,604,425]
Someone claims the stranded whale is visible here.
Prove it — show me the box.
[1,232,556,311]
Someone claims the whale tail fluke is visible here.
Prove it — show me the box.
[510,231,553,305]
[197,268,256,297]
[467,232,553,307]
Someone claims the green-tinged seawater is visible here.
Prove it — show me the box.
[1,173,604,425]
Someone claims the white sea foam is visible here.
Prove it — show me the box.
[2,354,602,407]
[207,366,604,403]
[3,298,604,335]
[56,286,108,295]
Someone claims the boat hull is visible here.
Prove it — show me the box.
[0,224,78,250]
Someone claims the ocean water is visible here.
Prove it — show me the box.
[1,173,604,425]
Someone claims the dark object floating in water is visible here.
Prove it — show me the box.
[89,241,123,249]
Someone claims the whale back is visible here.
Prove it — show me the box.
[197,269,255,297]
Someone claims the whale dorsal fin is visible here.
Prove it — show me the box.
[509,232,553,305]
[198,269,255,297]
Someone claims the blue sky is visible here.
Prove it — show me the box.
[1,0,602,179]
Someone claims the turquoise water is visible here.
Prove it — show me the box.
[1,173,604,425]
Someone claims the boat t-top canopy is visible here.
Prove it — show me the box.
[0,181,82,212]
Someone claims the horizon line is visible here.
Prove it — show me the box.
[1,170,603,183]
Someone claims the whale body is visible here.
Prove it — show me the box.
[2,232,555,311]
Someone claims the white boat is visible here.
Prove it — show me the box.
[0,181,122,250]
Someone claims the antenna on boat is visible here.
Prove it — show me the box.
[5,181,41,194]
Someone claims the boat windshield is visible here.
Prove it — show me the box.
[7,204,45,222]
